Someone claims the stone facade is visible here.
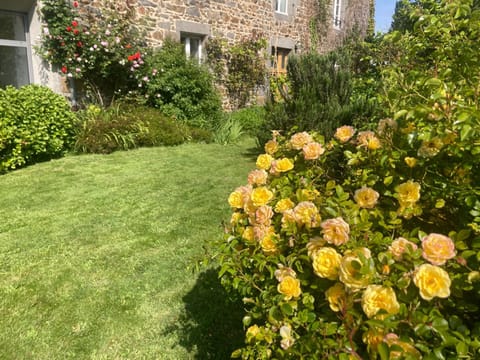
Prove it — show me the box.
[0,0,371,102]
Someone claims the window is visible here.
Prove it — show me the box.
[333,0,342,29]
[181,34,204,64]
[275,0,288,14]
[271,47,291,75]
[0,11,31,88]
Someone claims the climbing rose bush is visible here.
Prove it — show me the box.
[217,125,480,359]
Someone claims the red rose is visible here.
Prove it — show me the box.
[72,20,78,27]
[66,26,72,32]
[77,41,83,47]
[73,29,79,35]
[73,1,79,7]
[61,66,67,74]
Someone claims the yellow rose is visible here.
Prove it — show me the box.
[290,132,313,150]
[339,248,375,289]
[264,140,279,155]
[417,137,443,158]
[311,247,342,280]
[404,157,417,168]
[228,190,243,209]
[260,233,278,254]
[279,324,295,350]
[242,226,255,243]
[361,285,400,318]
[421,233,456,265]
[251,186,274,207]
[413,263,451,300]
[254,225,274,242]
[334,125,355,143]
[302,142,325,160]
[230,211,244,225]
[294,201,321,228]
[388,237,418,260]
[277,275,301,300]
[256,154,273,170]
[396,180,421,207]
[321,217,350,246]
[247,169,268,186]
[298,188,320,201]
[354,187,380,209]
[362,328,385,353]
[275,158,294,172]
[255,205,273,225]
[281,209,297,232]
[246,324,260,343]
[275,198,295,213]
[357,130,381,150]
[325,282,347,312]
[383,334,422,359]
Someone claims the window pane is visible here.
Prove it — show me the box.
[0,46,29,88]
[190,38,200,60]
[276,0,287,13]
[0,13,26,41]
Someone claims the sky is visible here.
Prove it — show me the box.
[375,0,397,33]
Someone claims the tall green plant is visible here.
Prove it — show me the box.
[259,50,355,144]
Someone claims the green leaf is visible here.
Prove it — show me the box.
[281,303,294,316]
[394,109,408,120]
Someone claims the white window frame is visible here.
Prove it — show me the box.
[333,0,342,30]
[275,0,288,14]
[181,33,204,65]
[0,10,33,87]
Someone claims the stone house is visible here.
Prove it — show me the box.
[0,0,372,97]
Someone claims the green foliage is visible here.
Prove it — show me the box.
[227,106,266,137]
[74,104,148,154]
[136,38,222,130]
[39,0,145,105]
[74,103,213,153]
[259,50,360,144]
[206,34,268,109]
[0,85,76,172]
[210,0,480,358]
[213,117,245,145]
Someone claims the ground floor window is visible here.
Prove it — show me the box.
[181,33,204,64]
[0,10,31,88]
[271,47,291,75]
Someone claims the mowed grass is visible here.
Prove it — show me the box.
[0,140,257,359]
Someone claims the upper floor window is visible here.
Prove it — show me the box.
[181,33,204,64]
[333,0,342,29]
[275,0,288,14]
[0,11,31,88]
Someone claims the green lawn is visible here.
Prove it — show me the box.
[0,140,257,359]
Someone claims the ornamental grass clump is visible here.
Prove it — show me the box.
[216,125,480,359]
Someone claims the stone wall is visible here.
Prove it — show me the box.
[82,0,372,54]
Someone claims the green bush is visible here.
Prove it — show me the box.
[0,85,76,172]
[210,1,480,358]
[74,105,148,154]
[228,106,266,137]
[136,38,223,130]
[258,51,353,145]
[74,104,213,153]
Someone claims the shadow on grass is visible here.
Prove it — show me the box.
[167,268,245,359]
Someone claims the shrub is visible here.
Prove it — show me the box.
[212,1,480,358]
[258,51,353,145]
[74,105,148,154]
[213,116,245,145]
[0,85,76,172]
[39,0,145,105]
[227,106,266,137]
[136,39,223,130]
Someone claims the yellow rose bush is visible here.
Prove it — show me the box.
[214,2,480,358]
